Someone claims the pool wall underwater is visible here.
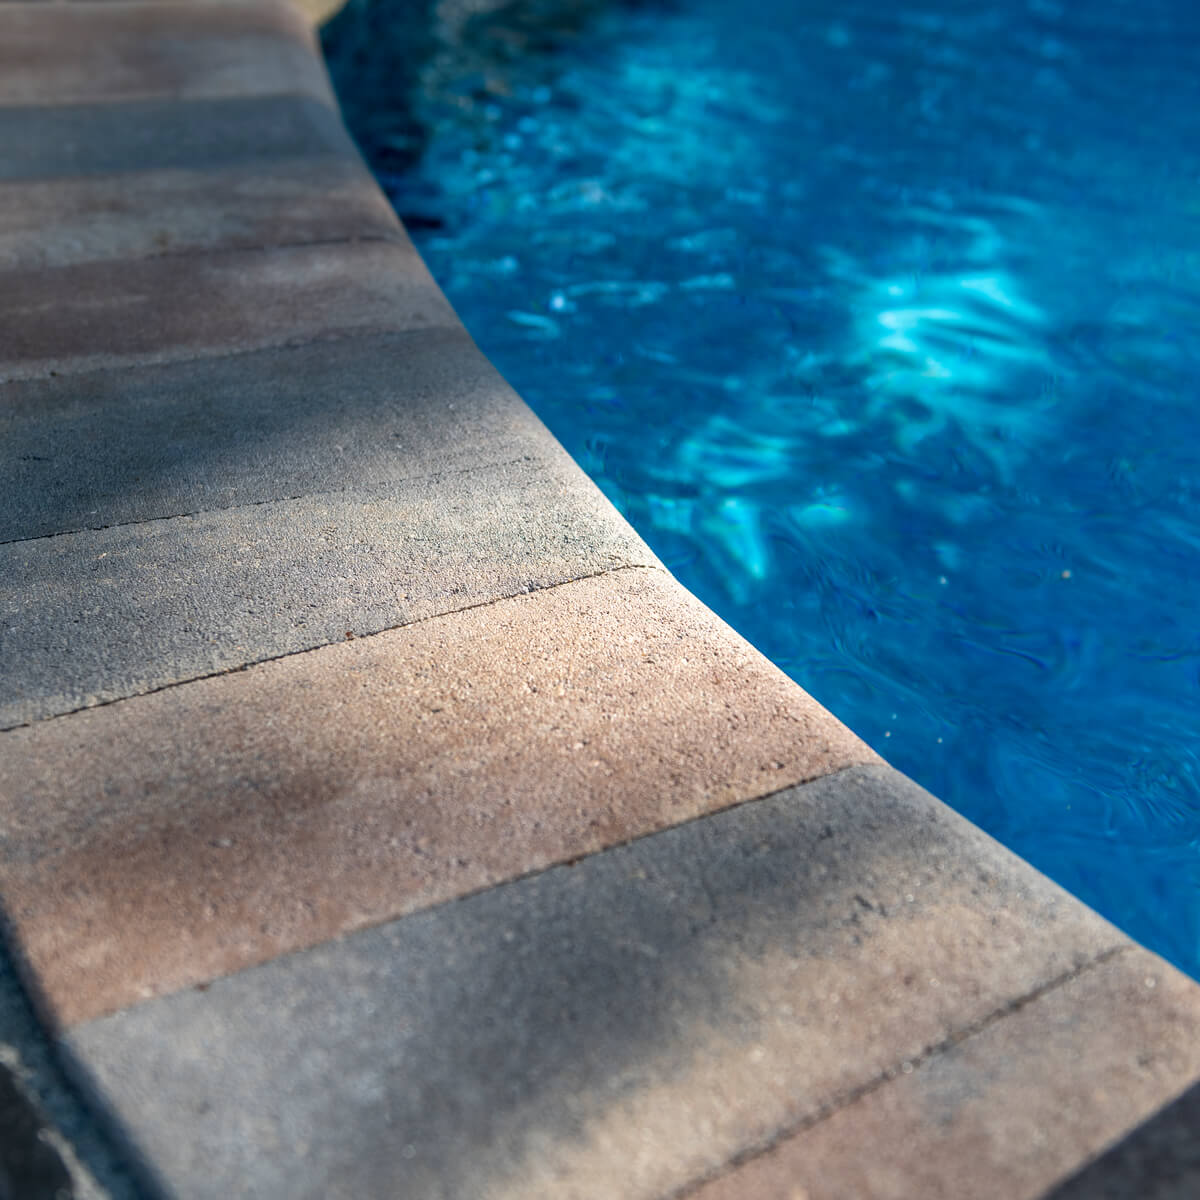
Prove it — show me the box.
[1,0,1200,1196]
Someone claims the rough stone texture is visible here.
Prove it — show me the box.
[0,93,361,181]
[1047,1078,1200,1200]
[0,239,455,381]
[0,158,400,270]
[685,944,1200,1200]
[1,460,658,725]
[0,569,875,1026]
[0,328,553,543]
[55,764,1146,1199]
[0,0,331,106]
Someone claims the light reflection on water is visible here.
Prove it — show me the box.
[328,0,1200,972]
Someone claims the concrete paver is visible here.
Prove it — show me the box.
[0,0,330,107]
[57,764,1167,1200]
[685,943,1200,1200]
[0,239,455,381]
[3,0,1200,1195]
[0,157,400,270]
[0,568,873,1025]
[1,458,658,726]
[1,328,551,544]
[0,93,361,181]
[1047,1079,1200,1199]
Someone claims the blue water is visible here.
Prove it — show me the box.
[326,0,1200,973]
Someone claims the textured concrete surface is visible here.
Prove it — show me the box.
[0,569,874,1025]
[1047,1078,1200,1200]
[0,157,400,270]
[0,239,454,381]
[685,943,1200,1200]
[0,0,330,107]
[1,327,550,543]
[1,458,658,726]
[0,93,362,181]
[2,0,1200,1196]
[59,764,1158,1200]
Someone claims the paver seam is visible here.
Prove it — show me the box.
[664,942,1132,1200]
[0,452,544,548]
[0,562,667,734]
[0,237,420,391]
[0,227,407,281]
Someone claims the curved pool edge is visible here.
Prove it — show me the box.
[0,1,1198,1196]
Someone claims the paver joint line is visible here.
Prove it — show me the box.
[0,452,539,550]
[0,562,665,735]
[667,943,1132,1200]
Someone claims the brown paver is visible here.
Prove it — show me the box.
[57,764,1173,1200]
[0,567,876,1027]
[0,239,454,380]
[684,943,1200,1200]
[0,327,573,543]
[0,157,400,270]
[0,0,330,107]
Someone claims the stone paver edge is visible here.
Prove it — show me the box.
[666,938,1132,1199]
[2,0,1199,1195]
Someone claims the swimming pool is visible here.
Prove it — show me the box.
[324,0,1200,974]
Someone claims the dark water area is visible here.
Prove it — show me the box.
[324,0,1200,974]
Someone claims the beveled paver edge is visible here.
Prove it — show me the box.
[1,0,1199,1196]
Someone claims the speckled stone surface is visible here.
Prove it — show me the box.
[59,764,1158,1200]
[0,0,330,107]
[0,93,362,181]
[1,458,658,727]
[0,239,454,381]
[1,327,549,543]
[685,942,1200,1200]
[0,156,400,270]
[2,0,1200,1196]
[0,568,874,1025]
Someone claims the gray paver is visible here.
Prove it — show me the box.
[0,158,400,270]
[1047,1081,1200,1200]
[0,94,354,180]
[61,764,1130,1200]
[0,328,556,543]
[686,943,1200,1200]
[0,0,330,107]
[0,459,656,726]
[0,239,456,381]
[0,568,868,1025]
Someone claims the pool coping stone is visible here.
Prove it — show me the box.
[1,0,1199,1197]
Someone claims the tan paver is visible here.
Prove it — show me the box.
[0,0,331,106]
[684,943,1200,1200]
[0,568,876,1027]
[0,158,399,270]
[57,765,1180,1200]
[0,239,453,381]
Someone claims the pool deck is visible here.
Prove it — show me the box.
[2,1,1200,1196]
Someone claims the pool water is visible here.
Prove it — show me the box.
[324,0,1200,974]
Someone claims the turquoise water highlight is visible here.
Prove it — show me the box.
[325,0,1200,973]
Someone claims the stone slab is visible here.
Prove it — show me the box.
[686,944,1200,1200]
[0,460,659,726]
[0,327,553,544]
[0,239,455,381]
[0,569,875,1026]
[1047,1080,1200,1199]
[0,0,330,106]
[0,159,400,270]
[0,93,360,181]
[52,764,1146,1199]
